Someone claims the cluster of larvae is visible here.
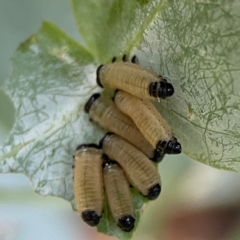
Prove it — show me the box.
[73,56,182,232]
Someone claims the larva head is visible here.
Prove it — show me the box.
[81,210,101,227]
[151,149,165,162]
[117,215,135,232]
[149,81,174,99]
[146,183,161,200]
[84,93,101,113]
[157,139,181,154]
[76,143,100,151]
[166,138,181,154]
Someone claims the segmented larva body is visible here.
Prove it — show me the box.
[100,133,161,200]
[114,91,182,154]
[96,61,174,100]
[74,144,104,227]
[84,93,164,162]
[103,161,135,232]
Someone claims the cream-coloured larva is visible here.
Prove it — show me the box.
[100,133,161,200]
[103,160,135,232]
[84,93,164,162]
[114,90,181,154]
[73,144,104,227]
[96,56,174,100]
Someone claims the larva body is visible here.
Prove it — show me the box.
[114,91,181,154]
[97,61,174,100]
[84,93,164,162]
[103,161,135,232]
[100,133,161,200]
[74,144,104,227]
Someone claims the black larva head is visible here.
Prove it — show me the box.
[84,93,101,113]
[81,210,101,227]
[165,139,182,154]
[151,149,165,163]
[76,143,100,151]
[149,81,174,99]
[158,81,174,99]
[96,65,104,87]
[146,183,161,200]
[156,139,181,154]
[117,215,135,232]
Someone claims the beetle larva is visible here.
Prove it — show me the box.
[74,144,104,227]
[114,90,181,154]
[100,133,161,200]
[103,160,135,232]
[84,93,164,162]
[96,59,174,100]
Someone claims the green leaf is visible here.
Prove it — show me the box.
[72,0,240,172]
[0,21,101,199]
[98,189,147,240]
[0,89,15,144]
[71,0,165,62]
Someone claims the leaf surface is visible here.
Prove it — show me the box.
[0,21,101,201]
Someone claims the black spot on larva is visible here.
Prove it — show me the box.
[84,93,101,113]
[96,65,104,87]
[131,55,137,63]
[122,54,127,62]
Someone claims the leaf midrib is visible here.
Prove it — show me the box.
[127,0,167,53]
